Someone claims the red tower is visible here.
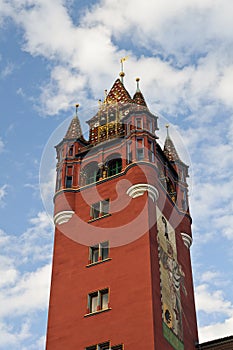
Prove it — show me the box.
[46,73,198,350]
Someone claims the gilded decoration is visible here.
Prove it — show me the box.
[157,208,186,350]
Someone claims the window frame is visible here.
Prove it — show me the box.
[87,288,110,315]
[89,241,109,265]
[136,138,144,161]
[90,199,110,220]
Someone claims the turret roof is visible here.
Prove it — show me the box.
[64,115,83,140]
[105,78,133,105]
[164,128,180,162]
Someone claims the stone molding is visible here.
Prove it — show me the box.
[181,232,193,249]
[54,210,75,225]
[126,184,159,202]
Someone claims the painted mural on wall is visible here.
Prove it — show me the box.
[157,207,187,350]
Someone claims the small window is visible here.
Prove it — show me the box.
[68,145,74,156]
[88,288,109,314]
[127,142,132,164]
[100,289,109,310]
[148,140,154,162]
[65,176,72,188]
[136,138,144,161]
[90,199,109,220]
[89,291,98,313]
[86,342,122,350]
[136,118,142,129]
[86,342,110,350]
[89,241,109,264]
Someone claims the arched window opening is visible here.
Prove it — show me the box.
[80,162,101,186]
[106,158,122,177]
[166,177,177,203]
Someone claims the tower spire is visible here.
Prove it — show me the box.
[132,77,147,107]
[163,124,180,162]
[119,56,128,83]
[64,104,83,140]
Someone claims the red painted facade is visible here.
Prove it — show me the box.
[46,76,198,349]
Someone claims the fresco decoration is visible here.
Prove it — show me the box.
[157,208,187,350]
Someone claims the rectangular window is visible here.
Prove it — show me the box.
[56,168,62,191]
[148,120,153,133]
[136,118,142,129]
[100,289,109,310]
[182,190,188,211]
[127,142,132,164]
[86,343,122,350]
[65,165,73,188]
[112,346,123,350]
[90,199,109,220]
[88,288,109,314]
[89,291,98,313]
[148,140,155,162]
[136,138,144,161]
[65,176,72,188]
[89,241,109,264]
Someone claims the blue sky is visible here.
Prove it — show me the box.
[0,0,233,348]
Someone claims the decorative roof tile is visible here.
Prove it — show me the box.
[164,127,180,162]
[64,115,83,140]
[105,78,133,105]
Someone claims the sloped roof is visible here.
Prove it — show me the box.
[164,134,180,162]
[64,115,83,140]
[105,78,133,104]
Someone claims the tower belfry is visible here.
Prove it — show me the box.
[46,72,198,350]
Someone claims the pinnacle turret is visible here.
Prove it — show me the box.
[163,125,180,162]
[132,78,147,107]
[64,105,83,140]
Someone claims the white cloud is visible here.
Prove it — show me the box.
[0,211,53,348]
[0,138,4,153]
[199,316,233,343]
[0,184,8,207]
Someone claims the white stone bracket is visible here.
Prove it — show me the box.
[54,210,75,225]
[181,232,193,249]
[126,184,159,202]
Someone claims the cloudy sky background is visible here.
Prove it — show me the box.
[0,0,233,348]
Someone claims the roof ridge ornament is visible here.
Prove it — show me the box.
[119,56,129,83]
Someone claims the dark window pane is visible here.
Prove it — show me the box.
[65,176,72,188]
[91,246,99,263]
[86,346,97,350]
[98,342,110,350]
[112,345,123,350]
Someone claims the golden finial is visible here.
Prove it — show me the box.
[136,77,140,92]
[120,56,129,83]
[165,124,170,137]
[75,103,79,117]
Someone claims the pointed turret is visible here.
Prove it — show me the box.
[163,124,180,162]
[105,78,133,105]
[64,104,83,140]
[133,78,147,107]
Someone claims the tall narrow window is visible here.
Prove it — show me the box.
[182,190,188,211]
[136,138,144,161]
[68,145,74,156]
[89,291,98,313]
[65,165,73,188]
[56,168,62,191]
[148,140,154,162]
[148,119,153,133]
[100,289,109,310]
[127,142,132,164]
[98,342,110,350]
[136,118,142,129]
